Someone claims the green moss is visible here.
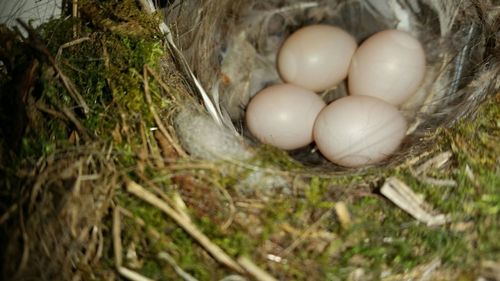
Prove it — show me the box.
[140,260,163,280]
[253,145,304,170]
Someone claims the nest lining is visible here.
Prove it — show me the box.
[165,0,499,172]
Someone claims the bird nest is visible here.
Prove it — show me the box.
[0,0,498,280]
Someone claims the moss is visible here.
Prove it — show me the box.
[1,3,178,277]
[252,145,304,170]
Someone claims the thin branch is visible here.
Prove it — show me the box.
[72,0,79,37]
[380,177,448,226]
[158,252,199,281]
[281,210,332,257]
[413,151,453,175]
[413,175,457,187]
[113,206,123,267]
[15,208,29,277]
[56,37,90,60]
[117,267,155,281]
[143,65,187,158]
[62,107,91,141]
[237,257,278,281]
[144,64,179,104]
[126,180,244,274]
[36,102,68,120]
[17,20,90,114]
[154,129,178,163]
[334,202,351,230]
[0,202,19,225]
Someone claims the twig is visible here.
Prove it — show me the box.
[17,20,90,114]
[81,225,100,267]
[418,258,441,281]
[219,186,236,231]
[202,177,236,231]
[137,121,149,174]
[56,37,90,60]
[117,267,155,281]
[410,151,456,187]
[148,129,165,169]
[0,202,19,225]
[62,107,91,141]
[15,208,29,277]
[113,206,123,267]
[158,252,199,281]
[235,200,266,210]
[58,73,90,115]
[413,151,453,175]
[171,191,192,223]
[237,257,278,281]
[334,202,351,230]
[143,65,187,158]
[167,162,217,171]
[380,177,448,226]
[465,164,481,190]
[126,180,245,274]
[94,226,104,265]
[281,209,332,256]
[144,64,179,104]
[154,129,178,163]
[72,0,79,37]
[68,162,84,238]
[29,164,51,211]
[218,275,248,281]
[413,176,457,187]
[133,173,183,218]
[36,102,68,120]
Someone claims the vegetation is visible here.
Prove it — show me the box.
[0,0,498,280]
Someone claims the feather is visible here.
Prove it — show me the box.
[219,31,280,120]
[174,107,252,161]
[219,2,318,121]
[140,0,230,130]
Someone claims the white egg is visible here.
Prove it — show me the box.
[313,95,407,167]
[348,29,426,105]
[246,84,326,150]
[277,24,357,92]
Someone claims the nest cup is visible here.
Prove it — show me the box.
[165,0,499,171]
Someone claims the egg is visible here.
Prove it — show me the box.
[348,29,426,105]
[313,95,407,167]
[277,24,357,92]
[246,84,326,150]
